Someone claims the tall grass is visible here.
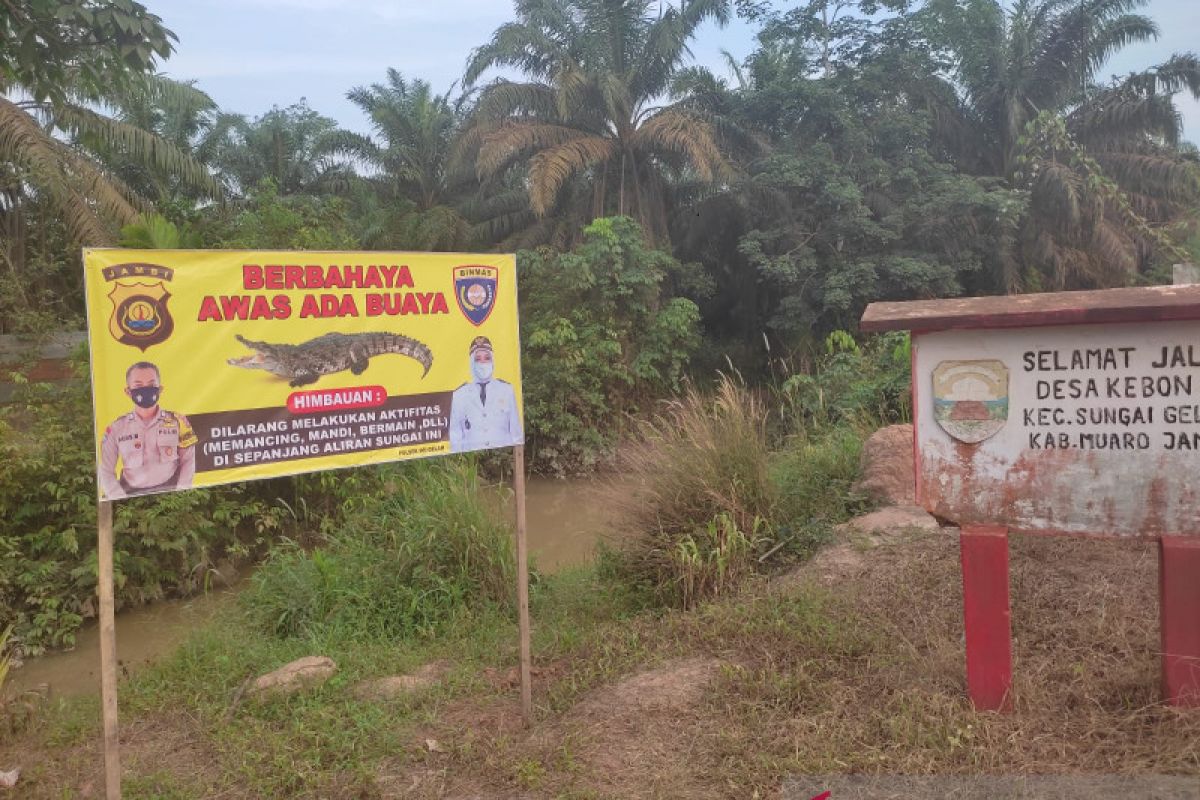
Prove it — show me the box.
[601,375,774,608]
[246,458,515,640]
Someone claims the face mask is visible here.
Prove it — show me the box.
[471,359,494,383]
[130,387,160,409]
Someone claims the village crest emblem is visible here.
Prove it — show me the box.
[932,360,1009,444]
[103,263,175,351]
[453,265,498,326]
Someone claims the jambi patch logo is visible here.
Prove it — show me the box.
[932,359,1009,444]
[453,265,497,326]
[103,263,175,351]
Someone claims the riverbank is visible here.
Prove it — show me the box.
[5,477,615,699]
[7,525,1198,798]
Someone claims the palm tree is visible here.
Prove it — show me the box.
[921,0,1200,289]
[336,70,472,250]
[461,0,734,244]
[1,74,220,251]
[204,101,357,197]
[345,70,467,211]
[1,1,220,251]
[78,76,223,205]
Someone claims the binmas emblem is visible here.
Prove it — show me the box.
[104,263,175,351]
[453,265,498,326]
[932,360,1009,444]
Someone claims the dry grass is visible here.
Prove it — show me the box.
[599,375,775,606]
[677,529,1200,791]
[381,528,1199,799]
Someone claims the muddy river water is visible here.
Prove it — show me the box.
[7,477,612,698]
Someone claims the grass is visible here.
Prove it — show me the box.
[770,423,871,556]
[6,528,1200,797]
[246,458,515,641]
[599,375,776,607]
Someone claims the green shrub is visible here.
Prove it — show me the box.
[770,425,870,557]
[246,458,515,640]
[602,375,774,607]
[518,216,702,474]
[673,513,766,610]
[778,330,911,433]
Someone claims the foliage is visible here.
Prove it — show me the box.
[198,179,357,250]
[1,4,217,310]
[204,100,357,196]
[770,425,868,557]
[674,5,1025,345]
[0,0,175,104]
[517,216,702,473]
[462,0,735,245]
[345,69,467,212]
[601,374,775,607]
[119,212,200,249]
[341,70,474,250]
[245,458,515,640]
[919,0,1200,289]
[95,76,224,204]
[778,330,911,431]
[672,512,765,610]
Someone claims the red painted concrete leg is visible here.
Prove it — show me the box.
[960,525,1012,712]
[1161,536,1200,707]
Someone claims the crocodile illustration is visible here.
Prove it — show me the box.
[228,332,433,386]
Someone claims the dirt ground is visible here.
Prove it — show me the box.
[7,527,1200,799]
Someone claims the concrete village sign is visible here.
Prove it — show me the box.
[862,284,1200,711]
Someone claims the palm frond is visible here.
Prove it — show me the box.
[527,135,616,215]
[633,110,726,181]
[52,103,222,198]
[477,122,592,179]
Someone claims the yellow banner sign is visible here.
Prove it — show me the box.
[83,250,523,500]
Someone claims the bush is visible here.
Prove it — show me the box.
[601,375,774,607]
[246,458,515,640]
[777,330,911,434]
[770,425,870,557]
[518,216,702,474]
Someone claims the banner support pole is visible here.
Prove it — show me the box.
[97,499,121,799]
[513,445,533,725]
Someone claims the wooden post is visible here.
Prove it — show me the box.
[97,499,121,799]
[1160,535,1200,707]
[960,524,1012,712]
[512,445,533,725]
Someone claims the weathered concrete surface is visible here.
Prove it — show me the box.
[862,283,1200,332]
[249,656,336,697]
[352,661,448,701]
[915,321,1200,537]
[854,424,915,506]
[774,506,944,590]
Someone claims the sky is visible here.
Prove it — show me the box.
[149,0,1200,144]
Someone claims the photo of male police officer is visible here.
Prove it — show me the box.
[448,336,523,453]
[98,361,197,498]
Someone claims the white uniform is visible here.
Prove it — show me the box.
[448,378,523,453]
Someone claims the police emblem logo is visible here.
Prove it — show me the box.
[932,360,1009,444]
[453,265,498,326]
[106,272,175,351]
